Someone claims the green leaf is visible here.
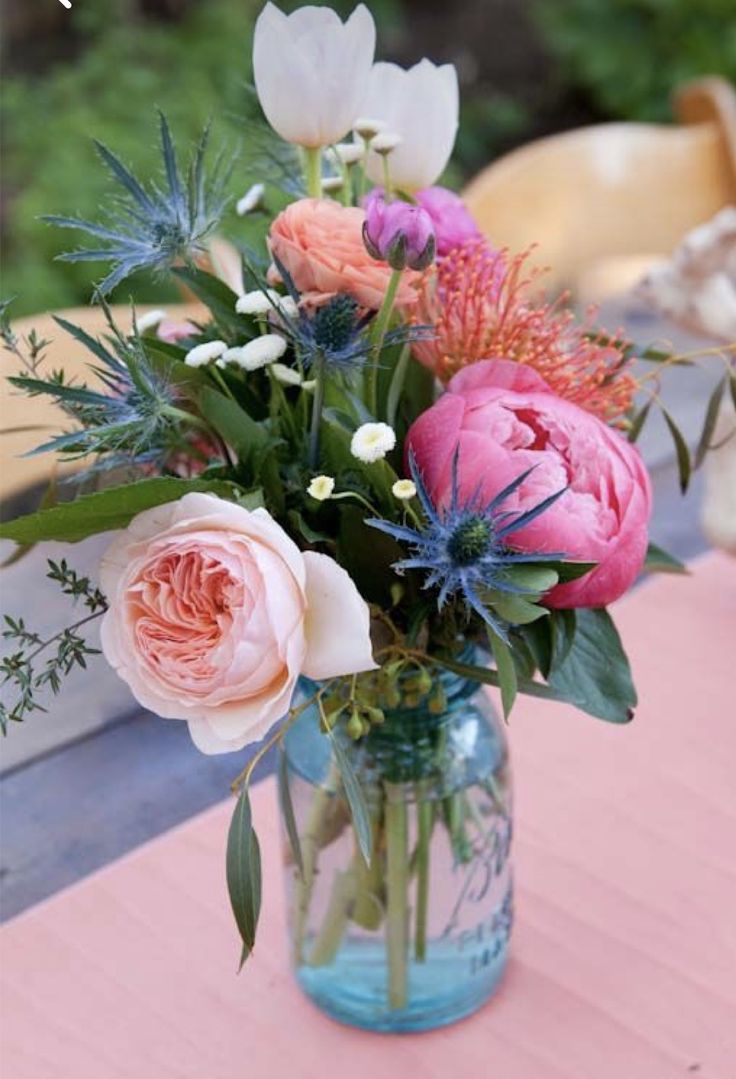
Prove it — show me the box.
[487,628,517,719]
[287,509,330,545]
[226,786,262,970]
[546,608,636,723]
[329,731,372,867]
[337,504,402,606]
[486,590,548,624]
[172,266,246,335]
[550,608,577,668]
[694,377,726,469]
[0,477,239,544]
[501,565,559,593]
[661,407,691,493]
[644,541,688,575]
[277,749,304,880]
[537,560,597,583]
[627,400,651,443]
[197,387,271,470]
[237,488,266,511]
[520,618,553,678]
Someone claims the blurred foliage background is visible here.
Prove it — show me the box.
[2,0,735,315]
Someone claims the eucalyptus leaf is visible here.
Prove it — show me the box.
[329,732,372,867]
[694,377,726,469]
[661,407,691,493]
[487,628,518,719]
[0,477,240,544]
[432,654,561,702]
[627,401,651,443]
[226,786,262,969]
[278,749,304,879]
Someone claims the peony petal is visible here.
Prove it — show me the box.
[301,552,376,680]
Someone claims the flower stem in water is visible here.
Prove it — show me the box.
[414,791,433,962]
[385,783,409,1010]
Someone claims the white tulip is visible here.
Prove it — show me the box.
[361,59,459,190]
[253,3,376,148]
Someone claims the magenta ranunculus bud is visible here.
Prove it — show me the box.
[362,192,436,271]
[415,186,482,257]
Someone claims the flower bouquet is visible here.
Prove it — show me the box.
[2,2,731,1035]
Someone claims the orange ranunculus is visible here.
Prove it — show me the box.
[268,198,423,310]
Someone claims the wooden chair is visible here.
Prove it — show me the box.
[1,303,204,506]
[463,77,736,301]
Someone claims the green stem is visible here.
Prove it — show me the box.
[367,268,402,418]
[292,759,341,964]
[385,783,409,1010]
[210,365,236,402]
[382,154,392,200]
[386,342,411,430]
[308,355,326,470]
[414,791,433,962]
[304,146,323,199]
[307,868,356,967]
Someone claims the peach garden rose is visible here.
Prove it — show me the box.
[268,197,423,309]
[100,493,376,754]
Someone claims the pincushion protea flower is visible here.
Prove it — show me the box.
[410,239,637,426]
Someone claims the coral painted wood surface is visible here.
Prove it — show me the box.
[2,552,735,1078]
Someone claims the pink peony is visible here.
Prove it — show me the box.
[100,493,376,754]
[406,360,651,608]
[415,186,482,256]
[268,198,423,309]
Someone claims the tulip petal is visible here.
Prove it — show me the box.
[301,552,376,680]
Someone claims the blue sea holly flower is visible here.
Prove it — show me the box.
[44,114,230,296]
[367,450,568,639]
[263,256,433,374]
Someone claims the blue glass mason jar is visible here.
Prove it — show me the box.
[280,656,512,1033]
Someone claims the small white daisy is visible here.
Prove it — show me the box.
[307,475,335,501]
[184,340,228,368]
[392,479,417,501]
[351,422,397,463]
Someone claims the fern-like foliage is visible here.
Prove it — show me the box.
[44,113,231,295]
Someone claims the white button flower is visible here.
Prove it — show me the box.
[351,422,397,463]
[361,59,459,190]
[236,183,265,216]
[392,479,417,501]
[185,340,228,368]
[307,475,336,501]
[135,309,167,334]
[253,3,376,148]
[237,334,288,371]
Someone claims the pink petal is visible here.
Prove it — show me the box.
[301,552,376,680]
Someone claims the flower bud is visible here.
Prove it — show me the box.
[362,193,436,272]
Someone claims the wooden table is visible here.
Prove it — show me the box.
[2,553,735,1078]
